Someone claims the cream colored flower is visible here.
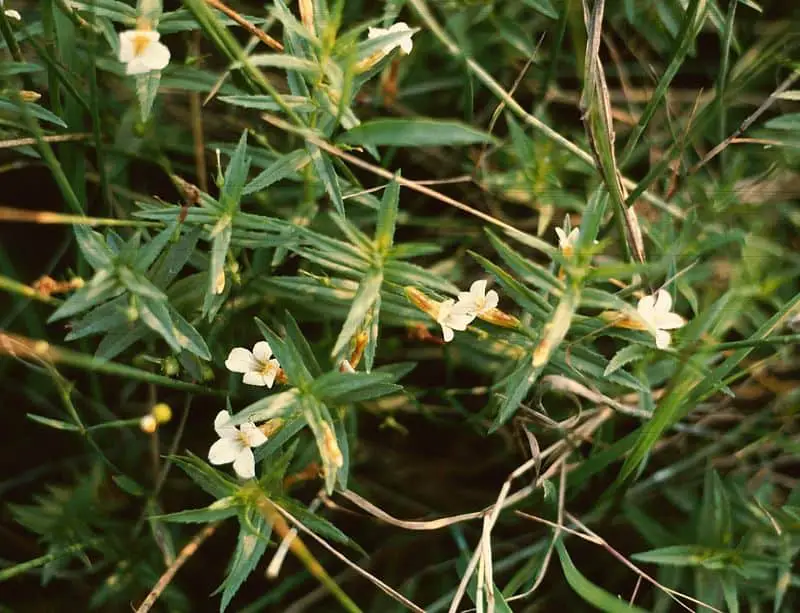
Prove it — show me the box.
[225,341,281,388]
[118,29,170,75]
[208,410,267,479]
[555,227,580,257]
[436,299,474,343]
[636,290,685,349]
[367,22,414,56]
[457,280,499,318]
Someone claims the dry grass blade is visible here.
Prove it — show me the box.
[580,0,647,266]
[689,68,800,175]
[135,522,220,613]
[270,503,426,613]
[204,0,284,51]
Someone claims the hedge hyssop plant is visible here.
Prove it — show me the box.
[1,0,800,611]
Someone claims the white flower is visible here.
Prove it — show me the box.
[636,289,685,349]
[1,0,20,20]
[208,410,268,479]
[436,299,474,343]
[457,279,499,318]
[118,29,170,75]
[367,22,414,56]
[225,341,281,387]
[555,227,580,256]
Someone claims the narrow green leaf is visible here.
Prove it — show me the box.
[557,541,648,613]
[243,149,311,195]
[338,118,498,147]
[332,267,383,358]
[374,176,400,255]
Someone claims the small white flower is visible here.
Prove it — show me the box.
[118,29,170,75]
[436,299,475,343]
[1,0,21,20]
[636,289,685,349]
[555,227,580,256]
[367,22,414,56]
[225,341,281,387]
[208,410,268,479]
[457,279,499,318]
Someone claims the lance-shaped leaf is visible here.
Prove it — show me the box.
[331,266,383,359]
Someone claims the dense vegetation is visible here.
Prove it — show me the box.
[1,0,800,611]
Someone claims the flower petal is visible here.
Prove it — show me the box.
[655,312,685,330]
[483,290,499,311]
[232,448,256,479]
[142,40,170,71]
[436,299,455,325]
[637,294,657,319]
[213,410,237,438]
[241,422,268,448]
[125,57,153,75]
[653,289,673,314]
[469,279,487,299]
[555,227,566,245]
[5,8,20,20]
[262,360,280,388]
[441,325,454,342]
[208,437,240,465]
[252,340,273,362]
[367,26,389,40]
[655,329,671,350]
[242,371,268,386]
[399,36,413,55]
[225,347,257,373]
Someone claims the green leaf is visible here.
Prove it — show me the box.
[112,475,145,497]
[338,118,498,147]
[155,497,240,524]
[221,132,251,212]
[604,344,648,376]
[332,267,383,358]
[520,0,558,19]
[631,545,735,568]
[374,176,400,255]
[311,370,400,405]
[204,221,232,319]
[171,453,238,499]
[48,271,123,322]
[243,149,311,195]
[491,358,541,430]
[307,142,345,216]
[26,414,81,431]
[138,295,182,353]
[557,541,648,613]
[134,70,161,122]
[219,94,316,113]
[764,113,800,131]
[73,225,114,270]
[220,509,272,612]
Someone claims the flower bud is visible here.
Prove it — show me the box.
[19,90,41,102]
[151,402,172,424]
[162,356,179,376]
[405,286,438,318]
[139,414,157,433]
[259,418,284,438]
[321,421,343,469]
[478,307,520,329]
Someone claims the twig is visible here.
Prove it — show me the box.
[261,113,528,237]
[204,0,283,51]
[0,132,91,150]
[188,31,208,192]
[135,522,219,613]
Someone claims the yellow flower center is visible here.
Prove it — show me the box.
[132,34,151,57]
